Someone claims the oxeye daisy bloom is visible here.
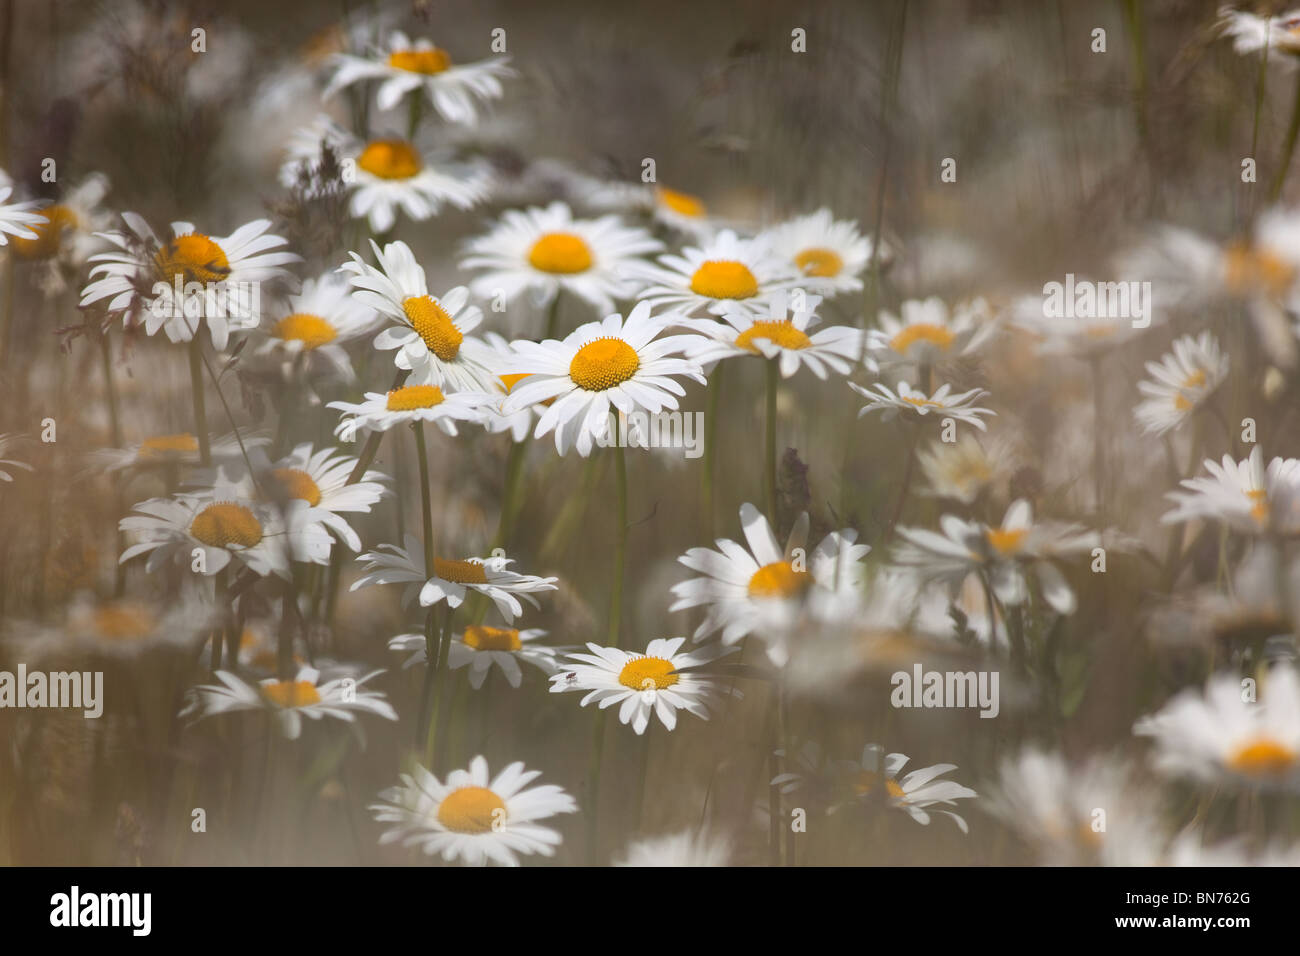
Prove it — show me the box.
[81,214,300,350]
[479,332,544,441]
[916,433,995,504]
[369,756,577,867]
[329,384,491,442]
[623,228,796,317]
[323,31,514,123]
[86,429,268,475]
[1133,332,1229,436]
[894,499,1098,615]
[847,745,977,833]
[762,208,877,297]
[1134,667,1300,790]
[1163,447,1300,535]
[351,535,557,622]
[0,180,47,245]
[183,665,397,740]
[588,180,717,239]
[459,201,663,316]
[615,829,733,867]
[5,591,218,660]
[340,239,498,392]
[8,174,112,295]
[548,637,729,735]
[669,503,871,661]
[255,271,379,382]
[388,624,561,688]
[500,301,705,457]
[849,381,995,431]
[1219,7,1300,60]
[1009,291,1150,359]
[673,290,865,379]
[0,434,34,483]
[866,296,996,369]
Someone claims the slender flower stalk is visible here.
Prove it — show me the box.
[188,337,211,467]
[763,359,778,523]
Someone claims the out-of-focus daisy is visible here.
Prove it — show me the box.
[330,384,491,442]
[850,380,995,431]
[86,430,268,475]
[6,591,216,660]
[81,214,300,349]
[549,636,729,735]
[1134,667,1300,790]
[762,208,877,297]
[0,434,34,483]
[615,829,732,866]
[1010,291,1149,359]
[624,228,796,318]
[1219,7,1300,60]
[184,665,396,740]
[351,534,557,622]
[369,756,576,867]
[673,290,865,379]
[848,745,977,832]
[588,180,717,239]
[8,174,112,294]
[388,623,560,688]
[500,301,705,457]
[459,201,663,316]
[0,179,46,245]
[324,31,514,122]
[1133,332,1229,436]
[340,239,497,392]
[895,499,1097,615]
[867,296,996,369]
[1163,447,1300,535]
[256,271,379,382]
[916,433,995,504]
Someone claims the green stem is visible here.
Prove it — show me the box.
[585,710,607,865]
[763,359,779,524]
[702,361,724,540]
[608,442,628,648]
[188,337,211,467]
[1272,69,1300,202]
[424,606,454,771]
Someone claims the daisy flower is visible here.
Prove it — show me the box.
[866,296,996,369]
[1163,446,1300,535]
[894,499,1098,615]
[479,332,544,441]
[81,214,300,350]
[0,434,34,483]
[0,179,47,245]
[623,228,796,317]
[588,180,717,239]
[762,208,877,297]
[850,380,995,431]
[548,637,729,735]
[1133,332,1229,436]
[324,31,514,123]
[8,174,112,294]
[329,384,491,442]
[458,201,663,315]
[1010,291,1150,359]
[255,271,380,382]
[1219,7,1300,60]
[183,665,397,740]
[848,745,977,832]
[5,590,217,661]
[499,301,705,457]
[369,756,576,867]
[387,624,561,688]
[351,534,557,622]
[339,239,498,392]
[615,829,732,867]
[1134,667,1300,790]
[86,429,268,475]
[673,290,866,379]
[916,432,995,504]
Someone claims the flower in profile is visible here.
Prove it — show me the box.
[459,201,663,316]
[500,301,705,456]
[256,271,379,382]
[673,290,865,379]
[0,178,47,245]
[1009,289,1150,359]
[81,214,300,349]
[369,756,577,866]
[1133,332,1229,436]
[329,384,492,442]
[847,745,977,832]
[1163,447,1300,535]
[5,590,216,661]
[867,296,996,370]
[86,430,268,475]
[1134,667,1300,790]
[1218,7,1300,60]
[183,665,397,740]
[388,623,562,688]
[0,433,34,483]
[615,829,732,866]
[623,228,797,317]
[324,31,514,123]
[850,380,994,431]
[351,534,557,622]
[340,239,498,392]
[588,180,716,239]
[762,208,877,297]
[549,637,730,735]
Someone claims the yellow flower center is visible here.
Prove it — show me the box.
[11,204,78,260]
[569,336,640,390]
[402,295,463,361]
[689,259,759,299]
[190,503,264,549]
[734,319,812,353]
[984,527,1027,555]
[901,396,943,408]
[794,247,843,277]
[1246,488,1270,523]
[261,680,322,708]
[271,468,322,507]
[890,324,956,354]
[387,48,452,75]
[155,234,231,285]
[462,625,523,651]
[527,232,593,274]
[747,560,811,599]
[357,140,423,180]
[500,373,530,391]
[139,433,199,458]
[617,656,679,691]
[1182,369,1207,389]
[657,186,706,218]
[1228,737,1296,776]
[386,384,446,411]
[437,786,506,833]
[853,771,906,799]
[92,602,157,640]
[1224,241,1296,297]
[274,313,337,349]
[1174,394,1194,412]
[434,557,489,584]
